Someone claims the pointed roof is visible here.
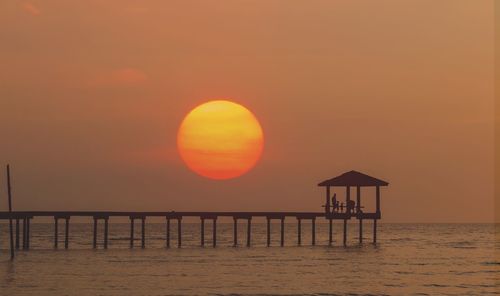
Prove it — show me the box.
[318,170,389,187]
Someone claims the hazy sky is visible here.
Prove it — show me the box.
[0,1,495,222]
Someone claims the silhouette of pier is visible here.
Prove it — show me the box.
[1,171,388,251]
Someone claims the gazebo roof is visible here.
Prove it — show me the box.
[318,170,389,187]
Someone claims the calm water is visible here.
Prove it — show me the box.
[0,222,498,295]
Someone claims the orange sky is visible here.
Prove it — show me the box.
[0,1,495,222]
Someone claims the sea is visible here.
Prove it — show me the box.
[0,222,498,295]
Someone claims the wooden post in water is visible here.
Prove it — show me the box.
[93,217,97,249]
[130,217,134,248]
[343,219,347,246]
[266,218,271,247]
[373,219,377,244]
[166,218,170,248]
[233,218,238,247]
[15,218,19,249]
[141,217,145,249]
[297,218,301,246]
[280,217,285,247]
[22,217,27,250]
[177,218,182,248]
[64,217,69,249]
[359,219,363,244]
[6,165,15,259]
[200,218,205,247]
[104,218,109,249]
[246,218,251,247]
[311,218,316,246]
[212,218,217,248]
[26,218,30,249]
[329,219,333,245]
[54,217,59,249]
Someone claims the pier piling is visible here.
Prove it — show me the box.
[65,217,69,249]
[328,219,333,245]
[266,218,271,247]
[141,217,145,249]
[246,218,251,247]
[343,219,347,246]
[104,217,109,249]
[177,218,182,248]
[373,219,377,244]
[200,218,205,247]
[280,218,285,247]
[297,218,301,246]
[166,218,170,248]
[15,218,19,249]
[130,217,134,248]
[359,219,363,244]
[93,218,97,249]
[54,217,59,249]
[312,218,316,246]
[213,218,217,247]
[233,218,238,246]
[22,217,26,250]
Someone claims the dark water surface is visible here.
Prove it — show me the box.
[0,223,498,295]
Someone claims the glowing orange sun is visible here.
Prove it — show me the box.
[177,100,264,180]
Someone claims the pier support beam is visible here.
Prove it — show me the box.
[233,218,238,247]
[130,217,135,248]
[246,218,251,247]
[104,217,109,249]
[297,218,301,246]
[26,218,30,249]
[166,218,170,248]
[200,218,205,247]
[212,218,217,248]
[312,218,316,246]
[280,218,285,247]
[141,217,145,249]
[93,218,97,249]
[266,218,271,247]
[65,217,69,249]
[22,217,26,250]
[329,219,333,245]
[373,219,377,244]
[15,218,19,250]
[54,217,59,249]
[177,218,182,248]
[343,219,347,246]
[359,219,363,244]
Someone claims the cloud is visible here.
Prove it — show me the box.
[22,2,41,16]
[89,68,148,87]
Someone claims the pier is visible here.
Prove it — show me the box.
[1,171,388,251]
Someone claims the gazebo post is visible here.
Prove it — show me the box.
[343,219,347,246]
[346,186,351,214]
[373,219,377,244]
[325,186,331,214]
[376,186,381,214]
[328,218,333,245]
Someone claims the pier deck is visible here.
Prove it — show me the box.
[0,211,379,250]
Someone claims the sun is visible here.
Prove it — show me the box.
[177,100,264,180]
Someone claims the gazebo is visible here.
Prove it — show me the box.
[318,170,389,245]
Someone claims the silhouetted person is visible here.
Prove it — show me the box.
[331,194,337,213]
[347,200,355,214]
